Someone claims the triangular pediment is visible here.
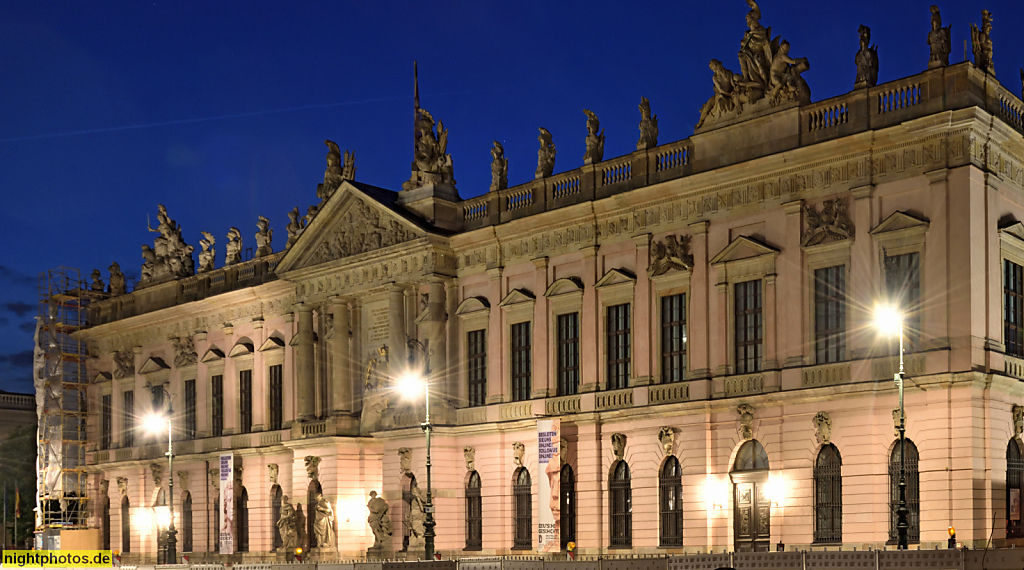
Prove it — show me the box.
[544,277,584,298]
[93,372,112,383]
[138,357,170,375]
[456,296,490,317]
[200,347,224,363]
[258,337,285,352]
[276,181,430,274]
[1000,221,1024,243]
[595,268,636,289]
[710,236,779,266]
[870,211,929,235]
[498,288,536,308]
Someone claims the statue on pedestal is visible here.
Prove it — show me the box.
[255,216,273,257]
[490,141,508,192]
[138,204,194,287]
[367,490,392,549]
[927,6,951,69]
[286,207,304,249]
[225,228,242,265]
[317,140,344,202]
[535,128,556,179]
[637,97,659,150]
[313,493,335,549]
[404,108,456,191]
[90,269,104,292]
[970,10,994,75]
[582,109,605,164]
[198,232,216,273]
[108,262,126,295]
[854,25,878,89]
[407,484,426,547]
[276,497,299,552]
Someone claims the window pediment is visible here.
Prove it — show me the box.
[710,236,779,266]
[1000,221,1024,244]
[200,347,225,363]
[93,372,112,384]
[229,340,255,357]
[498,288,536,308]
[595,268,636,289]
[870,211,929,238]
[138,357,170,375]
[258,337,285,352]
[456,296,490,318]
[544,277,583,298]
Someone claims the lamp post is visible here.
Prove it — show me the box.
[874,303,909,550]
[399,338,435,560]
[145,386,177,564]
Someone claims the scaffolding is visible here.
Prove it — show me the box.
[35,267,103,531]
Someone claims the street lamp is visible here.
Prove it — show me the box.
[873,302,909,550]
[144,385,177,564]
[397,338,435,560]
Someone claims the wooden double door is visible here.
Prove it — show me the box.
[733,474,770,552]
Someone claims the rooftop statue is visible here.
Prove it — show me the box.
[342,149,356,181]
[403,107,456,191]
[138,204,194,288]
[225,227,242,265]
[90,269,104,292]
[305,204,318,227]
[636,97,659,150]
[854,25,878,89]
[535,128,556,179]
[198,231,216,273]
[317,140,344,202]
[582,109,605,165]
[490,141,508,192]
[927,6,951,69]
[696,59,743,129]
[255,215,273,257]
[286,207,305,249]
[970,10,994,75]
[108,262,126,296]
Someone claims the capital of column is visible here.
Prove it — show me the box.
[688,220,709,235]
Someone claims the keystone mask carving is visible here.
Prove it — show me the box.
[738,404,755,440]
[611,433,627,459]
[268,463,279,485]
[305,455,321,481]
[464,446,476,472]
[512,442,525,467]
[813,411,832,444]
[1014,405,1024,437]
[658,426,675,456]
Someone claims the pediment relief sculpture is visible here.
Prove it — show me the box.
[139,204,195,288]
[802,197,854,247]
[171,335,197,368]
[650,234,694,276]
[308,198,418,267]
[112,351,134,379]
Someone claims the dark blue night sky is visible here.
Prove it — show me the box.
[0,0,1021,393]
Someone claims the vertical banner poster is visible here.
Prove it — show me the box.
[219,453,234,554]
[537,418,561,551]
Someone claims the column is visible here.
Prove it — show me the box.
[486,268,503,404]
[689,222,711,378]
[388,285,407,374]
[848,185,874,359]
[294,304,316,421]
[580,247,600,392]
[632,234,652,385]
[531,257,550,398]
[445,280,460,402]
[426,279,447,415]
[329,297,351,415]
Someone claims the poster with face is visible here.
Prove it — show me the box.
[538,419,561,552]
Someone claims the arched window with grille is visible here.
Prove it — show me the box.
[610,460,632,548]
[560,464,575,550]
[814,443,842,543]
[182,491,193,552]
[660,456,683,546]
[888,438,919,544]
[513,467,532,549]
[271,485,283,549]
[121,496,131,553]
[1008,439,1023,538]
[236,487,249,552]
[466,471,482,550]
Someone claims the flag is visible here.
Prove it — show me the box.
[14,483,20,519]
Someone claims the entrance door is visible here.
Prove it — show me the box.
[734,480,770,552]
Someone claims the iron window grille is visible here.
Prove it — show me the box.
[883,252,921,352]
[511,322,532,402]
[182,491,193,552]
[560,464,576,550]
[661,294,687,383]
[269,364,283,431]
[888,438,920,543]
[513,468,532,549]
[467,329,487,407]
[1006,260,1024,358]
[184,379,196,439]
[606,304,632,390]
[1008,439,1023,539]
[557,313,580,396]
[121,497,131,553]
[239,369,253,434]
[610,460,632,548]
[211,374,224,437]
[100,394,112,450]
[660,456,683,546]
[466,471,482,550]
[814,265,846,364]
[734,280,763,374]
[122,390,134,447]
[814,443,843,543]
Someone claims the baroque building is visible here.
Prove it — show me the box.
[76,3,1024,562]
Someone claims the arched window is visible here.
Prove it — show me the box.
[465,471,482,550]
[182,492,193,553]
[734,440,770,470]
[513,467,532,549]
[120,496,131,553]
[101,497,110,551]
[888,438,920,543]
[560,464,575,550]
[236,487,249,552]
[610,460,632,548]
[1008,439,1023,538]
[271,485,283,549]
[814,443,842,543]
[660,456,683,546]
[307,480,322,549]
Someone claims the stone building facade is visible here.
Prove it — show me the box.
[78,9,1024,562]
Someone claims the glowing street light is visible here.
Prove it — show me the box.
[402,338,435,561]
[144,385,177,563]
[873,302,909,550]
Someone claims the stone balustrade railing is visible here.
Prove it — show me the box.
[0,391,34,410]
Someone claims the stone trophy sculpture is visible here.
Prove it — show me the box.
[927,5,951,69]
[582,109,605,164]
[255,216,273,257]
[138,204,195,287]
[317,140,344,201]
[637,97,659,150]
[970,10,994,75]
[198,231,216,272]
[535,128,556,179]
[854,25,878,89]
[224,228,242,265]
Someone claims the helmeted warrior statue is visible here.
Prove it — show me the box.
[535,128,556,179]
[224,227,242,265]
[854,25,878,89]
[317,140,344,202]
[255,216,273,257]
[927,5,951,69]
[970,10,994,75]
[490,141,508,192]
[582,109,605,164]
[637,97,659,150]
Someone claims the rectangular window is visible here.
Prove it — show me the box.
[467,329,487,407]
[606,303,631,390]
[883,252,921,351]
[511,322,532,401]
[661,294,687,383]
[269,364,283,431]
[122,390,134,447]
[815,265,847,364]
[557,312,580,396]
[100,394,112,450]
[184,380,196,439]
[239,369,253,434]
[1006,260,1024,358]
[734,280,763,374]
[211,375,224,437]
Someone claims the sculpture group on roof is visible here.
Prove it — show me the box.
[404,107,456,191]
[139,204,195,287]
[970,9,994,75]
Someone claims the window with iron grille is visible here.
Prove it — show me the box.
[661,294,687,383]
[239,369,253,434]
[513,468,532,549]
[511,322,532,402]
[606,304,631,390]
[182,491,193,552]
[122,390,134,447]
[560,464,575,550]
[814,266,846,364]
[121,497,131,552]
[557,313,580,396]
[610,460,632,548]
[734,280,763,374]
[1008,440,1023,538]
[466,471,482,550]
[888,438,920,543]
[1006,260,1024,358]
[184,380,196,439]
[660,456,683,546]
[883,252,921,351]
[269,364,283,431]
[814,443,842,543]
[467,329,487,407]
[100,394,112,450]
[211,375,224,437]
